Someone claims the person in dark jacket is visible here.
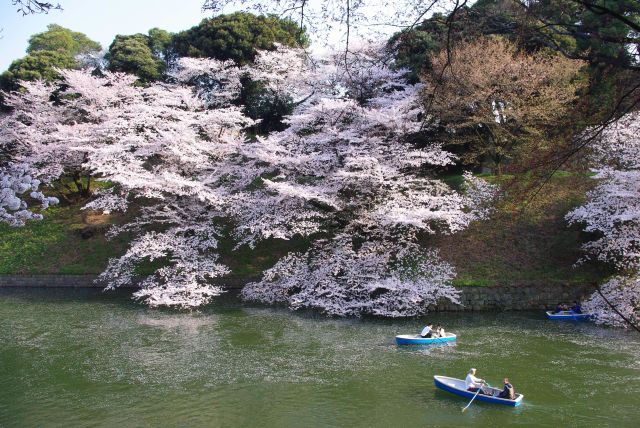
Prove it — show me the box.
[497,378,515,400]
[570,301,582,314]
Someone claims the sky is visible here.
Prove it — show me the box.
[0,0,417,73]
[0,0,211,72]
[0,0,433,73]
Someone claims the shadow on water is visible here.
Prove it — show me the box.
[0,287,639,427]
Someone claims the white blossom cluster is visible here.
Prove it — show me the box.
[2,60,253,308]
[567,111,640,327]
[242,233,460,317]
[582,276,640,328]
[0,164,58,226]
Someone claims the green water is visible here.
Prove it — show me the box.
[0,289,639,427]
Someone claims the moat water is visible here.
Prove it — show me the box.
[1,288,638,427]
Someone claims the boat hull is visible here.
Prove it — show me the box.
[546,311,592,321]
[395,333,456,345]
[433,375,523,407]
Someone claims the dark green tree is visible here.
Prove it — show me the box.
[147,27,177,68]
[26,23,101,56]
[172,13,307,133]
[388,1,553,79]
[387,12,451,81]
[2,24,101,86]
[237,76,294,134]
[106,33,166,82]
[173,12,308,64]
[2,50,77,82]
[519,0,639,70]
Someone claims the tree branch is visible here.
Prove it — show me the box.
[11,0,61,15]
[595,284,640,333]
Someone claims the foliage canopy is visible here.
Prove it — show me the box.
[2,24,101,86]
[106,33,167,82]
[173,12,308,64]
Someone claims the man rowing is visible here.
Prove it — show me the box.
[465,368,488,394]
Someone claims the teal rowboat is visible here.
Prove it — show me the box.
[395,333,456,345]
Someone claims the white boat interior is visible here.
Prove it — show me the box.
[396,333,456,339]
[434,376,523,402]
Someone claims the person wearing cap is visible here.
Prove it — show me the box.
[465,368,486,393]
[497,378,516,400]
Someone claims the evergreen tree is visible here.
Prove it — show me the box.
[173,12,308,64]
[2,24,101,86]
[106,33,167,82]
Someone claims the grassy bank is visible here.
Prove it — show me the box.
[434,172,608,287]
[0,205,128,274]
[0,202,306,278]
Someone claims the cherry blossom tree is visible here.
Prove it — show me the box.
[237,46,496,316]
[582,276,640,329]
[55,63,253,308]
[2,45,495,315]
[202,0,460,49]
[202,1,640,73]
[567,111,640,327]
[1,79,64,226]
[1,59,253,306]
[242,236,461,317]
[1,76,99,203]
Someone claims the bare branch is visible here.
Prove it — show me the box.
[11,0,62,15]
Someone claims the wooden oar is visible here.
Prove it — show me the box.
[462,382,489,412]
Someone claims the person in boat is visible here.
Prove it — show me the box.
[436,325,445,338]
[497,377,516,400]
[570,301,582,314]
[465,368,487,394]
[420,324,434,338]
[554,302,569,313]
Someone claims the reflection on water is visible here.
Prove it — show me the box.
[0,288,638,427]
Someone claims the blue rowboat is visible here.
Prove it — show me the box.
[395,333,456,345]
[546,311,592,321]
[434,375,523,407]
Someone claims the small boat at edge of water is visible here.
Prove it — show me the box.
[546,311,592,321]
[433,375,524,407]
[395,332,457,345]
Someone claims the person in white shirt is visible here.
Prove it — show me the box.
[420,324,433,338]
[465,368,486,393]
[436,325,445,338]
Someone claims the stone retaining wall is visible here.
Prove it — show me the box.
[435,283,596,311]
[0,275,595,311]
[0,274,107,288]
